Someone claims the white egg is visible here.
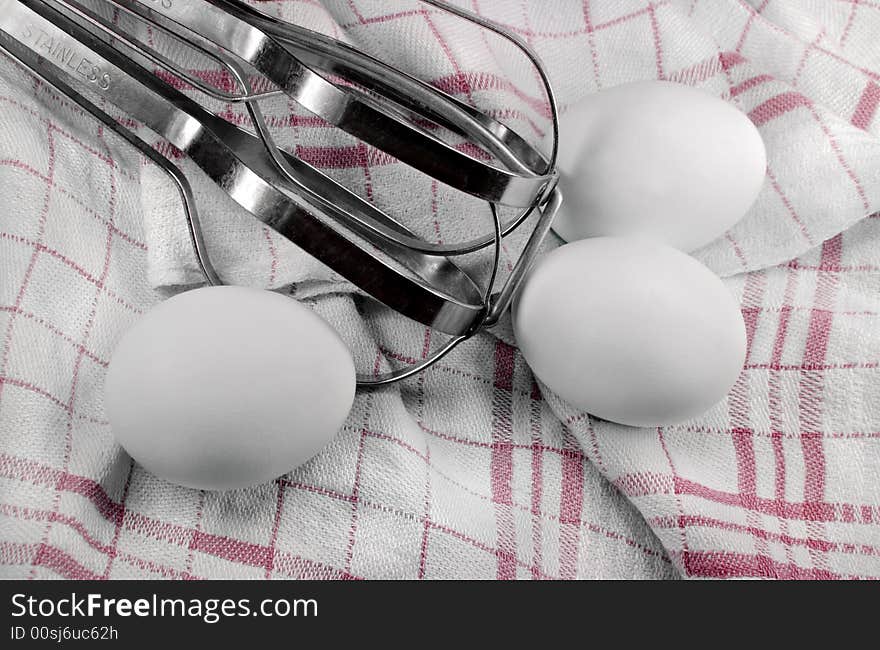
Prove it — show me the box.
[513,237,747,427]
[105,286,356,491]
[552,80,766,252]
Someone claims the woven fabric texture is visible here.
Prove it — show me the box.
[0,0,878,579]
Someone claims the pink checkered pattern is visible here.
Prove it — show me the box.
[1,0,878,579]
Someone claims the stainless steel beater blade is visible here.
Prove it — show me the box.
[63,0,560,260]
[108,0,554,209]
[212,0,562,256]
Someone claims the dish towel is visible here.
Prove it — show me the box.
[1,0,879,579]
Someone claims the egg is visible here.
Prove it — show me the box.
[105,286,356,491]
[513,237,747,427]
[551,80,766,252]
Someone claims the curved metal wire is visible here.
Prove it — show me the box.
[356,201,504,387]
[419,0,560,173]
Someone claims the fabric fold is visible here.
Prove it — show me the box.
[0,0,878,579]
